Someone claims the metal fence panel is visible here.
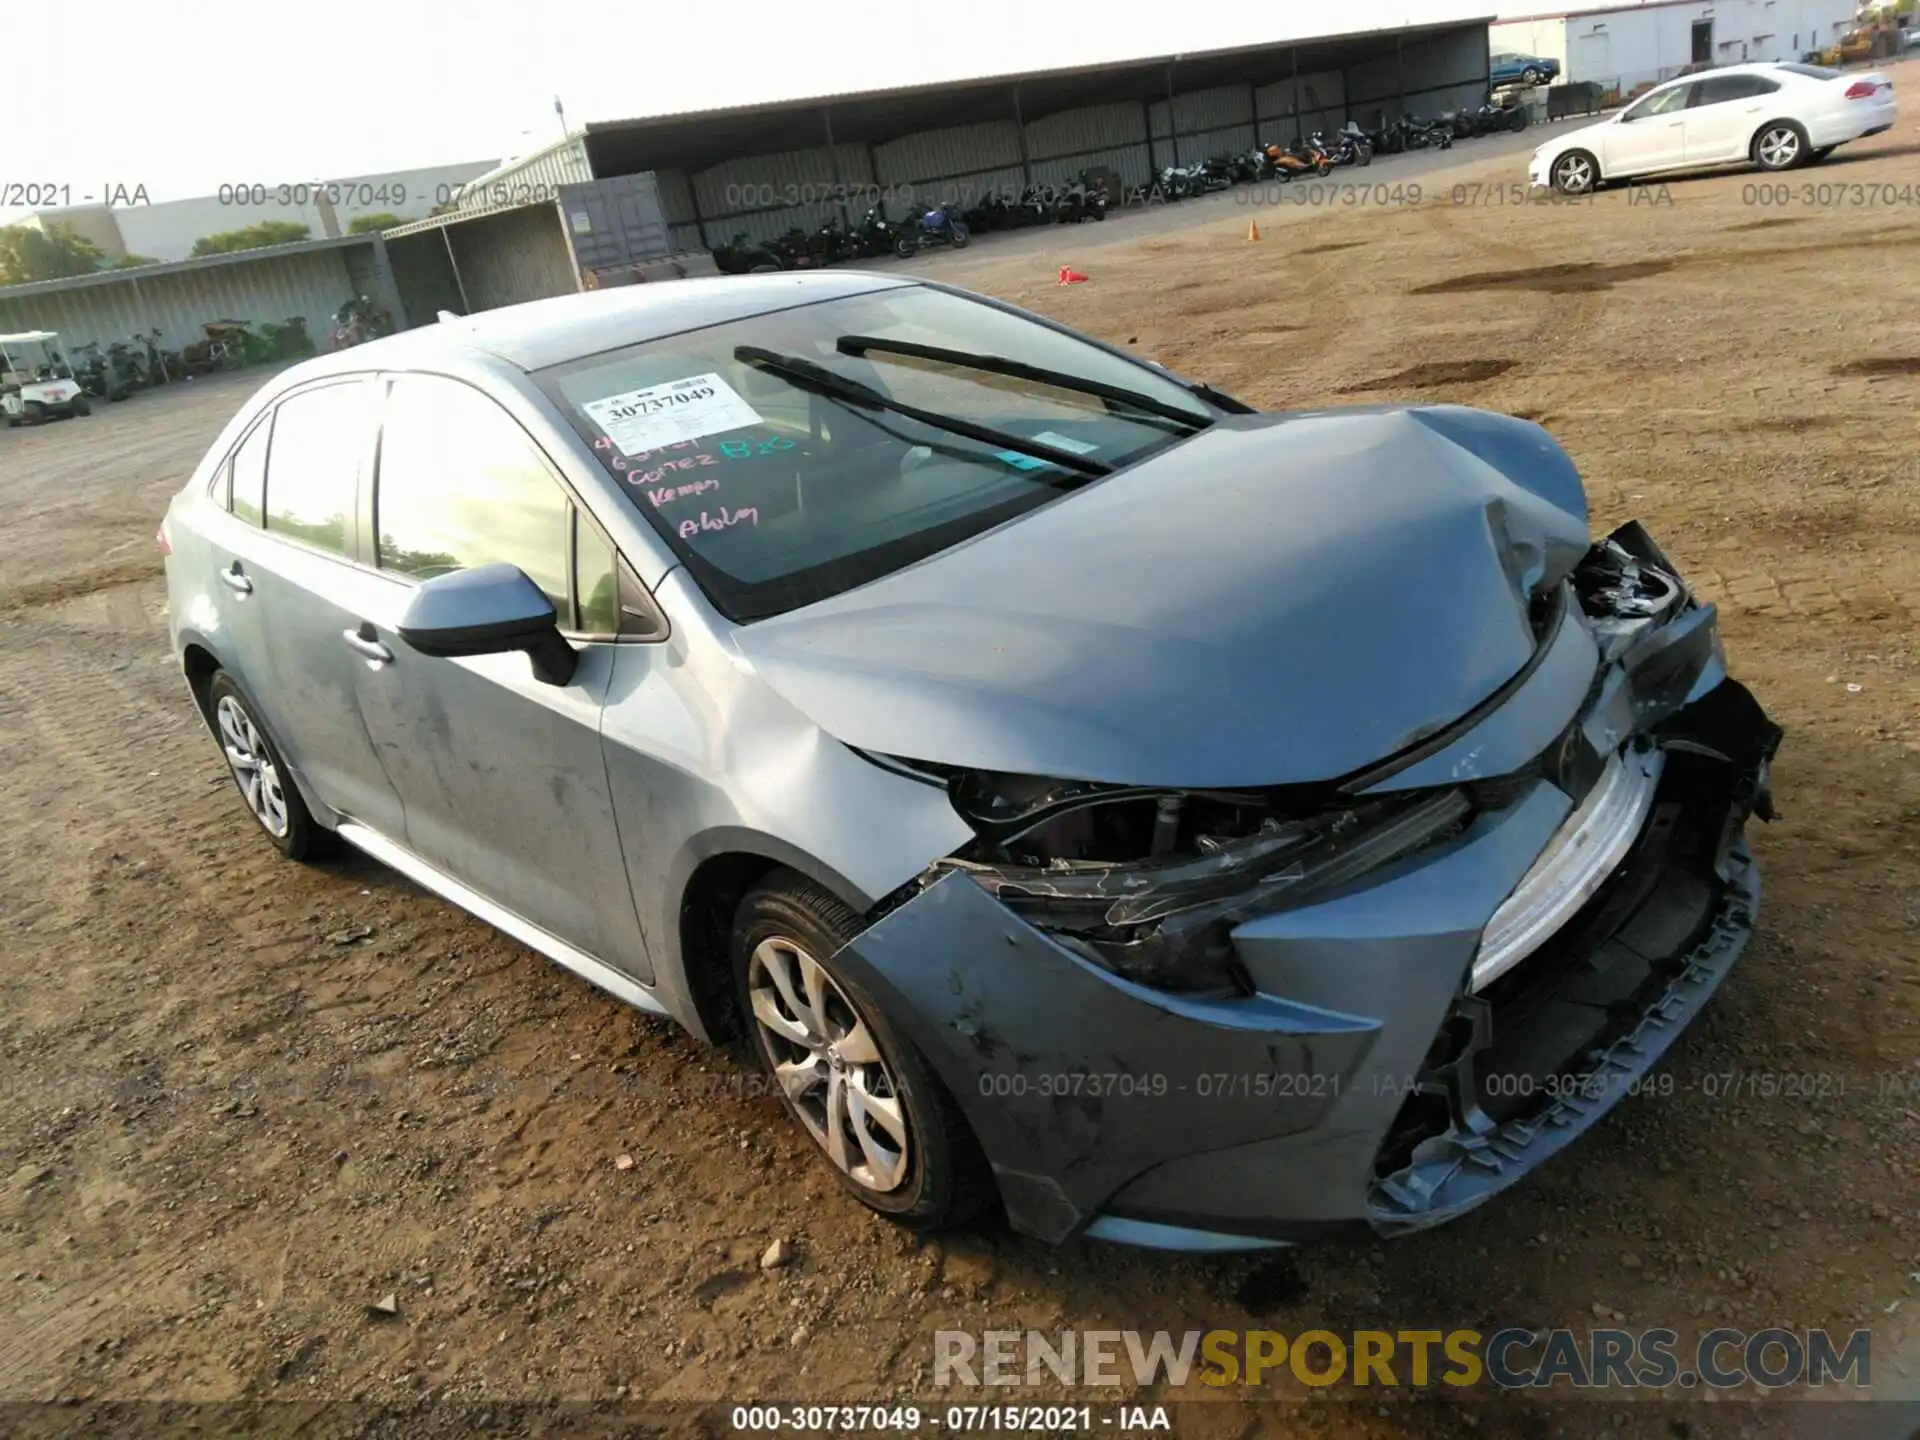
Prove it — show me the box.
[1024,101,1148,160]
[1028,144,1152,191]
[872,122,1022,186]
[692,146,875,223]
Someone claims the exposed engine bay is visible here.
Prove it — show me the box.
[888,523,1771,995]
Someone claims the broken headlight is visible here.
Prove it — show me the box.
[924,769,1472,993]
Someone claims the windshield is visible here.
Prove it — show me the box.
[538,284,1214,622]
[1,338,72,381]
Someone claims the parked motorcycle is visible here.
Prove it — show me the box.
[327,297,392,350]
[1395,114,1454,150]
[70,342,132,401]
[1338,122,1376,163]
[1265,140,1334,179]
[1456,97,1530,136]
[892,207,969,258]
[1054,177,1111,223]
[1312,129,1372,168]
[713,232,784,274]
[1230,146,1274,183]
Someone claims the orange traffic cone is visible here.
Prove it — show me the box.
[1057,266,1089,285]
[1248,220,1260,241]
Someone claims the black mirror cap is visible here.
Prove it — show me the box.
[396,564,577,685]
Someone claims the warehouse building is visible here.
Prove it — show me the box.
[1492,0,1858,93]
[380,15,1496,314]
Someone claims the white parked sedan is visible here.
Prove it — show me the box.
[1530,61,1896,193]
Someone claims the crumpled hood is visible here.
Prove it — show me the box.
[731,406,1593,789]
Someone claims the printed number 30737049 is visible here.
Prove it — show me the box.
[608,385,715,419]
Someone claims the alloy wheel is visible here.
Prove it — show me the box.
[1757,126,1801,169]
[1554,153,1595,194]
[747,936,911,1193]
[215,694,290,838]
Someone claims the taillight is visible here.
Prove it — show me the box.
[156,519,171,555]
[1844,80,1880,99]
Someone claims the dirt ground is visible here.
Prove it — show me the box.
[1,111,1917,1440]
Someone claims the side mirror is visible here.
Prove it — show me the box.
[395,563,577,686]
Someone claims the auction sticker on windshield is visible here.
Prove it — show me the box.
[582,373,762,455]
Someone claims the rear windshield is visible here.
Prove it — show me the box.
[536,284,1211,622]
[1774,62,1840,79]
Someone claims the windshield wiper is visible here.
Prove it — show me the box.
[732,346,1114,479]
[835,334,1214,432]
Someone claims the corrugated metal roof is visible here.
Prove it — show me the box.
[581,15,1499,136]
[0,233,377,301]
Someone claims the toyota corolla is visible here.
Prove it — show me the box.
[161,273,1780,1250]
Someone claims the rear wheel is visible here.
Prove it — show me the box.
[1522,66,1544,86]
[732,873,994,1231]
[205,672,334,861]
[1753,121,1808,171]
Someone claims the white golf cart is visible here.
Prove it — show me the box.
[1,331,92,426]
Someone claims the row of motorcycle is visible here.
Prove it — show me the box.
[66,299,390,401]
[715,101,1529,275]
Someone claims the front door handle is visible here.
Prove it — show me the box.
[219,562,252,595]
[341,624,393,668]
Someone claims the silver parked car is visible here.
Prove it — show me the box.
[162,274,1780,1250]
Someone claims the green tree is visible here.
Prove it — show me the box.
[189,220,312,257]
[347,212,404,234]
[105,253,161,270]
[0,223,104,285]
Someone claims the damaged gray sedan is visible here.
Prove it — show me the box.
[163,272,1780,1251]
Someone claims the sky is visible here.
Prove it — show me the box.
[7,0,1594,222]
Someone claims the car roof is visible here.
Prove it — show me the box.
[298,271,918,379]
[1647,61,1809,90]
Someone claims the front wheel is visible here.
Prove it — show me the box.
[1522,67,1543,86]
[1551,149,1598,195]
[1753,121,1808,171]
[205,672,334,861]
[71,397,91,417]
[949,223,970,249]
[733,873,994,1231]
[893,234,918,259]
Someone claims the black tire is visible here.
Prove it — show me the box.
[732,872,995,1232]
[1752,120,1809,172]
[72,397,91,417]
[24,401,47,425]
[203,671,335,862]
[1522,67,1543,86]
[950,223,970,249]
[893,234,918,259]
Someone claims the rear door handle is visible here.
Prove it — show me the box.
[341,624,393,667]
[219,562,252,595]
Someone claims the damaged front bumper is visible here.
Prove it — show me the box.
[831,525,1782,1247]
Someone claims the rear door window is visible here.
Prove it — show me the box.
[263,382,372,557]
[229,418,270,526]
[373,374,576,625]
